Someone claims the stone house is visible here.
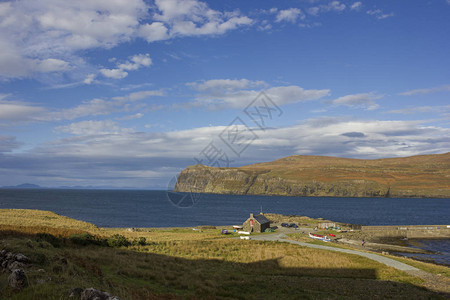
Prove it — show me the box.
[243,213,270,233]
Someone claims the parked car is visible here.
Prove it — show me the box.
[281,223,289,227]
[289,223,297,227]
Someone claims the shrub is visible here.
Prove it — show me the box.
[132,237,147,246]
[107,234,131,248]
[69,233,106,246]
[35,232,60,247]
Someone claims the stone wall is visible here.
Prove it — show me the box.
[361,225,450,238]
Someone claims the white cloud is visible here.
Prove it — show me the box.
[112,90,164,102]
[275,8,304,23]
[308,1,346,16]
[0,0,147,79]
[329,93,383,110]
[253,118,450,158]
[117,113,144,120]
[367,9,394,20]
[83,74,96,84]
[398,84,450,96]
[0,100,46,122]
[56,120,133,136]
[188,79,329,110]
[100,53,152,79]
[100,68,128,79]
[148,0,253,38]
[118,54,152,70]
[257,20,272,31]
[350,2,362,11]
[32,58,70,72]
[328,1,346,12]
[0,0,252,80]
[386,105,450,115]
[138,22,169,42]
[0,90,163,127]
[188,79,266,91]
[0,135,21,153]
[48,90,163,121]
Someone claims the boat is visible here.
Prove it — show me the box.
[309,233,331,242]
[233,225,243,230]
[238,231,251,235]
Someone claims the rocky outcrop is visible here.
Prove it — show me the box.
[8,269,27,289]
[81,288,121,300]
[0,250,30,272]
[69,287,84,298]
[1,250,30,290]
[174,153,450,198]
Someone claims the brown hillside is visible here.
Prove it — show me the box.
[175,153,450,198]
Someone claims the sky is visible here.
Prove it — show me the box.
[0,0,449,189]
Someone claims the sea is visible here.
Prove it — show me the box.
[0,189,449,265]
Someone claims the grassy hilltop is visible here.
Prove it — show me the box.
[175,152,450,198]
[1,209,449,299]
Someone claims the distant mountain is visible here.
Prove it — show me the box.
[54,185,142,190]
[175,152,450,198]
[1,183,42,189]
[1,184,158,190]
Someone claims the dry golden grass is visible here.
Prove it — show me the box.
[136,238,413,281]
[0,209,228,242]
[101,227,226,242]
[0,209,98,232]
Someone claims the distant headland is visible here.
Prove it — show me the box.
[174,152,450,198]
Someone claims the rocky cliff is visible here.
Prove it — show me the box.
[174,153,450,198]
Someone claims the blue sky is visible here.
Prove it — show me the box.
[0,0,449,188]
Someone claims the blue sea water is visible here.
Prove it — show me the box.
[398,239,450,266]
[0,189,448,228]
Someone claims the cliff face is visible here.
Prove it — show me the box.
[174,153,450,198]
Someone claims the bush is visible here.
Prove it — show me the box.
[132,237,147,246]
[107,234,131,248]
[69,233,106,246]
[35,233,60,247]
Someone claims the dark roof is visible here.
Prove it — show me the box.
[254,214,270,224]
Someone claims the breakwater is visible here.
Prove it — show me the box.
[361,225,450,239]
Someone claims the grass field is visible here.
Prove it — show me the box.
[0,209,448,299]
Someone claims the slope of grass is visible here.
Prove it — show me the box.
[1,209,449,299]
[2,234,444,300]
